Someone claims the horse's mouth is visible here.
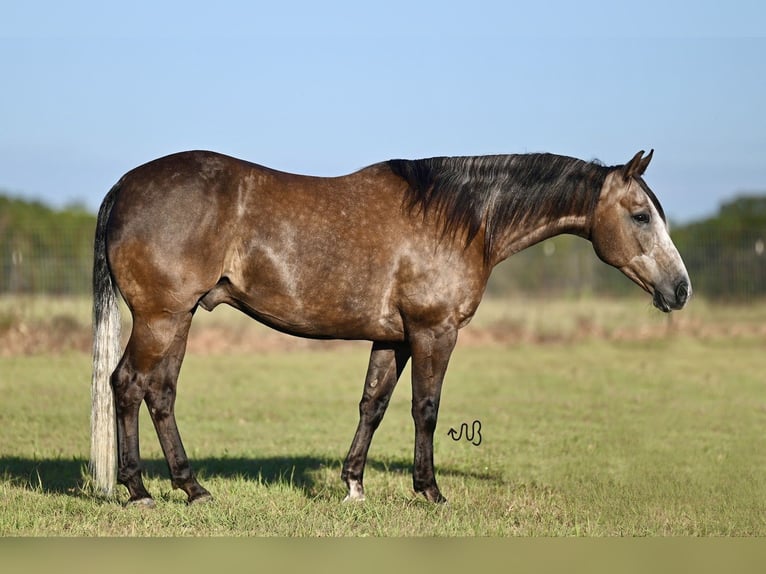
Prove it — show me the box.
[620,265,689,313]
[652,290,673,313]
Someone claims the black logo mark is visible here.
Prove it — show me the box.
[447,419,482,446]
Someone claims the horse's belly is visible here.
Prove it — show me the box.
[206,268,404,341]
[214,232,408,340]
[238,292,404,341]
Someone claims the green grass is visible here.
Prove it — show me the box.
[1,323,765,535]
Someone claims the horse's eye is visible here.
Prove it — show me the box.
[632,213,650,225]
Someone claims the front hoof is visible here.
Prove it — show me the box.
[343,479,366,503]
[342,492,366,503]
[126,497,156,509]
[419,487,447,504]
[188,492,213,506]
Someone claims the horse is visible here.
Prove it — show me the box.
[89,149,691,506]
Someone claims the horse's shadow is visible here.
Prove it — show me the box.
[0,455,502,500]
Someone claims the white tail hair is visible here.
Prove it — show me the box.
[89,183,122,496]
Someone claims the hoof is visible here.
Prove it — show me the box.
[188,492,213,506]
[418,487,447,504]
[126,497,156,509]
[343,479,365,503]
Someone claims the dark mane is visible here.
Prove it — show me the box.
[388,153,610,262]
[636,178,666,223]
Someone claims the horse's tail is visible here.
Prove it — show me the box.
[89,181,122,497]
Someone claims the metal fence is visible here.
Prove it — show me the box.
[2,238,92,294]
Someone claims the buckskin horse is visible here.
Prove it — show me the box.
[89,149,691,506]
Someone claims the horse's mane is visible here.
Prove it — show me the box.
[388,153,611,261]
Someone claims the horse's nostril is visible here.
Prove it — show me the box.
[676,281,689,305]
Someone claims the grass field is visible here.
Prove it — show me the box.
[1,296,765,536]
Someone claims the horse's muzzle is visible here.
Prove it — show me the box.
[653,280,691,313]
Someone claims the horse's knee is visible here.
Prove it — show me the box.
[412,398,439,432]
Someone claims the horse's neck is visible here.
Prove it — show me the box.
[489,212,591,267]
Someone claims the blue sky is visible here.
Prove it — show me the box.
[1,1,765,222]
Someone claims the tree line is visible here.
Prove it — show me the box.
[0,195,94,294]
[1,192,764,301]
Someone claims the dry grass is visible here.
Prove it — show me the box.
[2,293,765,356]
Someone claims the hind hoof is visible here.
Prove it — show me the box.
[126,497,156,509]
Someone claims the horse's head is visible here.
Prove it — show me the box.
[591,150,691,312]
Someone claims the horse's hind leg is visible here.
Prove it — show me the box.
[112,358,151,506]
[112,316,169,506]
[143,310,211,505]
[341,341,410,502]
[113,310,207,506]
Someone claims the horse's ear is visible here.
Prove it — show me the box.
[623,149,653,180]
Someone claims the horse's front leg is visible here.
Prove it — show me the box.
[342,341,410,501]
[408,325,458,503]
